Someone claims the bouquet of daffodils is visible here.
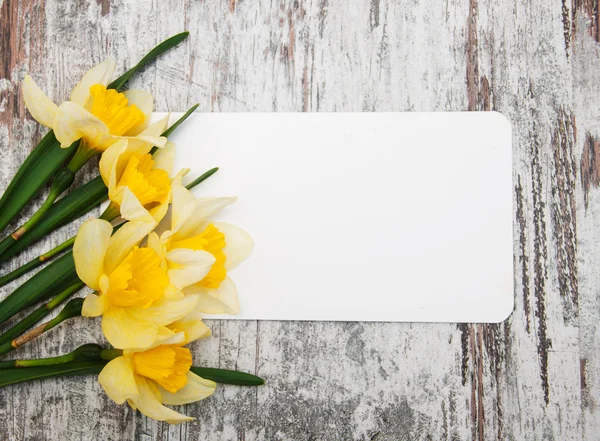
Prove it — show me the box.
[0,32,262,424]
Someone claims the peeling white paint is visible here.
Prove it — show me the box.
[0,0,598,440]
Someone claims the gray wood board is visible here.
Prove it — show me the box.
[0,0,597,440]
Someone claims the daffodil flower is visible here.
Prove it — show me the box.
[98,336,215,424]
[23,58,166,152]
[99,136,183,222]
[73,214,200,349]
[149,185,253,315]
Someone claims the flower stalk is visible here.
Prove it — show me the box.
[0,283,84,355]
[0,344,103,369]
[0,251,78,326]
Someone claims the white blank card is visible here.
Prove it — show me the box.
[164,112,514,323]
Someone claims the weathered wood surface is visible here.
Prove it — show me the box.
[0,0,598,439]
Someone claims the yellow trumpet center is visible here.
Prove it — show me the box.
[89,84,145,136]
[132,345,192,393]
[117,154,171,209]
[106,247,169,308]
[170,223,227,289]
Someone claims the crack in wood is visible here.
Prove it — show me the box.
[531,109,552,405]
[516,175,532,333]
[551,109,579,318]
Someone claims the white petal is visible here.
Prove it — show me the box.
[102,307,159,350]
[146,232,165,264]
[168,312,211,344]
[98,355,138,405]
[185,277,239,315]
[73,219,112,290]
[212,222,253,270]
[53,101,110,148]
[130,376,194,424]
[123,115,170,156]
[170,186,236,239]
[170,168,190,188]
[170,186,196,234]
[146,114,169,135]
[70,58,116,106]
[99,139,128,188]
[163,284,185,301]
[122,89,153,135]
[81,293,106,317]
[152,141,175,176]
[129,134,167,149]
[160,372,216,406]
[22,75,58,128]
[128,295,199,327]
[152,327,187,347]
[175,198,237,240]
[118,187,153,222]
[166,248,216,289]
[149,200,170,224]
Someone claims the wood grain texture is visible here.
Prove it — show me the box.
[0,0,598,439]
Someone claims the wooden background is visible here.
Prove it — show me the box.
[0,0,598,439]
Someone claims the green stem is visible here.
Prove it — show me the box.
[163,104,199,137]
[0,178,72,258]
[0,236,76,288]
[66,142,98,173]
[0,143,97,255]
[0,176,108,265]
[11,192,58,239]
[0,344,103,369]
[100,348,123,361]
[99,201,120,222]
[0,251,78,327]
[0,282,84,352]
[0,296,84,358]
[185,167,219,190]
[149,103,199,154]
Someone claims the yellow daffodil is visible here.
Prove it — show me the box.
[149,185,253,315]
[73,215,201,350]
[23,58,166,152]
[99,135,183,222]
[98,331,215,424]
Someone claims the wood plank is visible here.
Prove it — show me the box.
[0,0,597,439]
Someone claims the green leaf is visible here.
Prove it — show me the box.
[0,133,78,234]
[191,367,265,386]
[108,32,189,91]
[0,251,79,326]
[0,361,106,387]
[0,31,190,236]
[0,282,84,347]
[0,176,107,263]
[0,361,265,388]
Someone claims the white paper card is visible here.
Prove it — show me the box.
[163,112,513,323]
